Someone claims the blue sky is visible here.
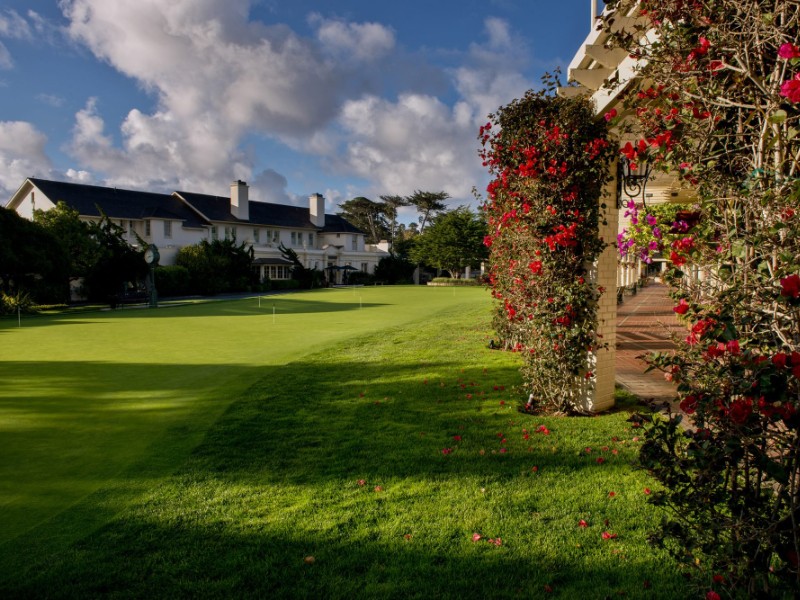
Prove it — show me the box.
[0,0,592,219]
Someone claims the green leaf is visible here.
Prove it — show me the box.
[768,110,787,124]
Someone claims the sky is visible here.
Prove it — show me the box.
[0,0,593,221]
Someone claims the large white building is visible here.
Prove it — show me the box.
[6,178,389,283]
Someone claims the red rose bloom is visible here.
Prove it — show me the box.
[781,75,800,103]
[779,43,800,59]
[673,298,690,315]
[780,274,800,298]
[729,399,752,424]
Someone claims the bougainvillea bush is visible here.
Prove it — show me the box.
[602,0,800,596]
[480,88,614,413]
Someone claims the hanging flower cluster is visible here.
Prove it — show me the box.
[480,89,614,413]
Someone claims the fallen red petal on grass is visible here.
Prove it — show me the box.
[602,531,618,540]
[578,519,588,528]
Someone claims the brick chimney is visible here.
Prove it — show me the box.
[309,193,325,227]
[230,180,249,220]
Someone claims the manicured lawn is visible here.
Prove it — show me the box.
[0,287,684,597]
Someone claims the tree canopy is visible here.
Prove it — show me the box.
[409,206,487,278]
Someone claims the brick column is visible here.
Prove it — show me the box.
[584,164,619,412]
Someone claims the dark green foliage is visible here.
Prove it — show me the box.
[374,254,415,284]
[410,206,488,278]
[0,206,70,304]
[176,238,255,295]
[82,215,147,304]
[153,265,191,297]
[277,244,324,289]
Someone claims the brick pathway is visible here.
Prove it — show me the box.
[615,282,684,411]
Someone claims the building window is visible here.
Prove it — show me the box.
[225,226,237,240]
[129,221,135,236]
[145,221,151,237]
[361,262,368,273]
[291,232,300,247]
[308,233,314,247]
[253,228,260,243]
[211,226,218,240]
[164,221,172,238]
[351,236,358,251]
[268,265,291,280]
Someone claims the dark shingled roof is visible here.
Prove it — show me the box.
[175,191,364,234]
[27,178,364,235]
[30,178,207,229]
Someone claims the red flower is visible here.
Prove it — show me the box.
[673,298,690,314]
[773,353,788,368]
[680,395,699,414]
[780,274,800,298]
[357,479,366,486]
[779,43,800,59]
[578,519,589,528]
[471,533,482,542]
[643,488,651,495]
[706,592,721,600]
[596,457,605,464]
[729,399,752,424]
[781,75,800,103]
[453,435,462,441]
[601,531,618,540]
[726,340,740,355]
[528,260,543,275]
[604,108,617,121]
[670,250,686,267]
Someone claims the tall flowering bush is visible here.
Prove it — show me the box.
[602,0,800,596]
[480,88,614,413]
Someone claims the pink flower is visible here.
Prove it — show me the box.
[471,533,482,542]
[604,108,617,121]
[781,75,800,103]
[779,43,800,59]
[357,479,366,486]
[374,485,383,492]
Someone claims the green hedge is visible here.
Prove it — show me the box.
[428,277,482,286]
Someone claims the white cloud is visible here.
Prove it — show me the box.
[337,93,478,199]
[58,0,347,193]
[311,14,395,63]
[0,10,34,40]
[36,93,66,107]
[0,121,53,197]
[0,42,12,69]
[329,17,531,204]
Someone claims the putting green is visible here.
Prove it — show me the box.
[0,286,489,548]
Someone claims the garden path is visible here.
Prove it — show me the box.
[615,282,684,414]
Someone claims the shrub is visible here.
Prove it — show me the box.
[153,266,191,297]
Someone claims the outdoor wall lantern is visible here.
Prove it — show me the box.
[617,156,653,208]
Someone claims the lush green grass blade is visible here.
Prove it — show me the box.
[2,298,684,598]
